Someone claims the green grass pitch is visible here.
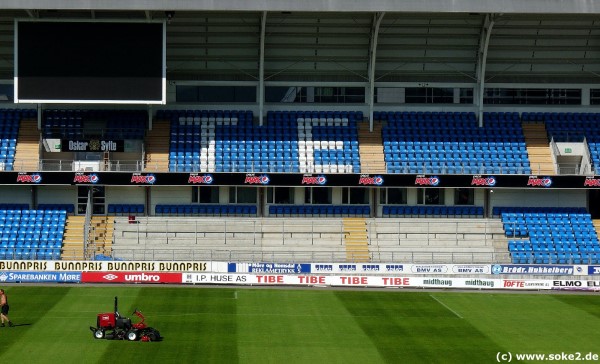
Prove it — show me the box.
[0,286,598,363]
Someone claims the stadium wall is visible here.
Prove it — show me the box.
[37,186,76,206]
[0,186,591,216]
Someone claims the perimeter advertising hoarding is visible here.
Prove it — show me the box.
[0,260,217,272]
[552,280,600,289]
[491,264,576,275]
[233,263,573,275]
[0,270,594,290]
[0,271,81,283]
[3,171,600,188]
[81,272,181,284]
[229,263,311,274]
[183,274,594,290]
[0,261,587,275]
[310,263,490,274]
[588,266,600,275]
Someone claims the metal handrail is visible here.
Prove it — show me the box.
[7,158,537,175]
[83,188,93,259]
[98,248,509,264]
[9,159,145,172]
[0,246,512,264]
[581,136,594,175]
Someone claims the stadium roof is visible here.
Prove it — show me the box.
[1,0,600,14]
[1,1,600,88]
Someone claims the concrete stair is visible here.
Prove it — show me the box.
[88,216,114,258]
[357,122,386,173]
[343,218,370,262]
[13,119,40,171]
[62,216,85,260]
[522,122,555,175]
[593,220,600,239]
[144,120,170,172]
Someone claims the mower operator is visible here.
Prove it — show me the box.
[0,289,14,327]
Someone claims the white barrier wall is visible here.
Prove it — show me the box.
[490,189,586,211]
[1,259,600,290]
[37,185,76,205]
[0,261,598,276]
[0,186,33,205]
[1,260,600,291]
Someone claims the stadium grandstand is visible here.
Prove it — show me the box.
[0,0,600,267]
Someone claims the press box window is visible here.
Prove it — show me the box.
[417,188,444,205]
[266,187,294,204]
[228,187,257,204]
[304,187,332,204]
[454,188,474,205]
[192,186,219,204]
[341,187,369,204]
[379,188,407,204]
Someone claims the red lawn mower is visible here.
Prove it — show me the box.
[89,297,161,342]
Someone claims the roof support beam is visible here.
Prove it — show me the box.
[25,9,38,18]
[368,12,385,132]
[476,14,497,126]
[258,11,267,126]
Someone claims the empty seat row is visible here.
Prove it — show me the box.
[37,204,75,213]
[374,111,476,122]
[107,204,145,214]
[387,164,530,175]
[522,111,600,122]
[493,206,587,216]
[509,240,600,252]
[159,110,253,125]
[0,109,37,119]
[268,205,370,217]
[511,251,600,264]
[268,110,363,122]
[382,205,484,217]
[155,204,257,216]
[0,248,61,260]
[0,203,29,210]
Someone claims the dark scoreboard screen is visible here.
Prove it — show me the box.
[16,21,165,104]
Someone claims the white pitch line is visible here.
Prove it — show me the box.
[234,291,238,300]
[429,294,463,319]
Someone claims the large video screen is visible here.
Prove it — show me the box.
[15,21,165,104]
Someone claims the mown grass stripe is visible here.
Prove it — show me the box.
[237,289,383,363]
[552,294,600,320]
[335,291,505,363]
[429,294,463,319]
[436,293,600,356]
